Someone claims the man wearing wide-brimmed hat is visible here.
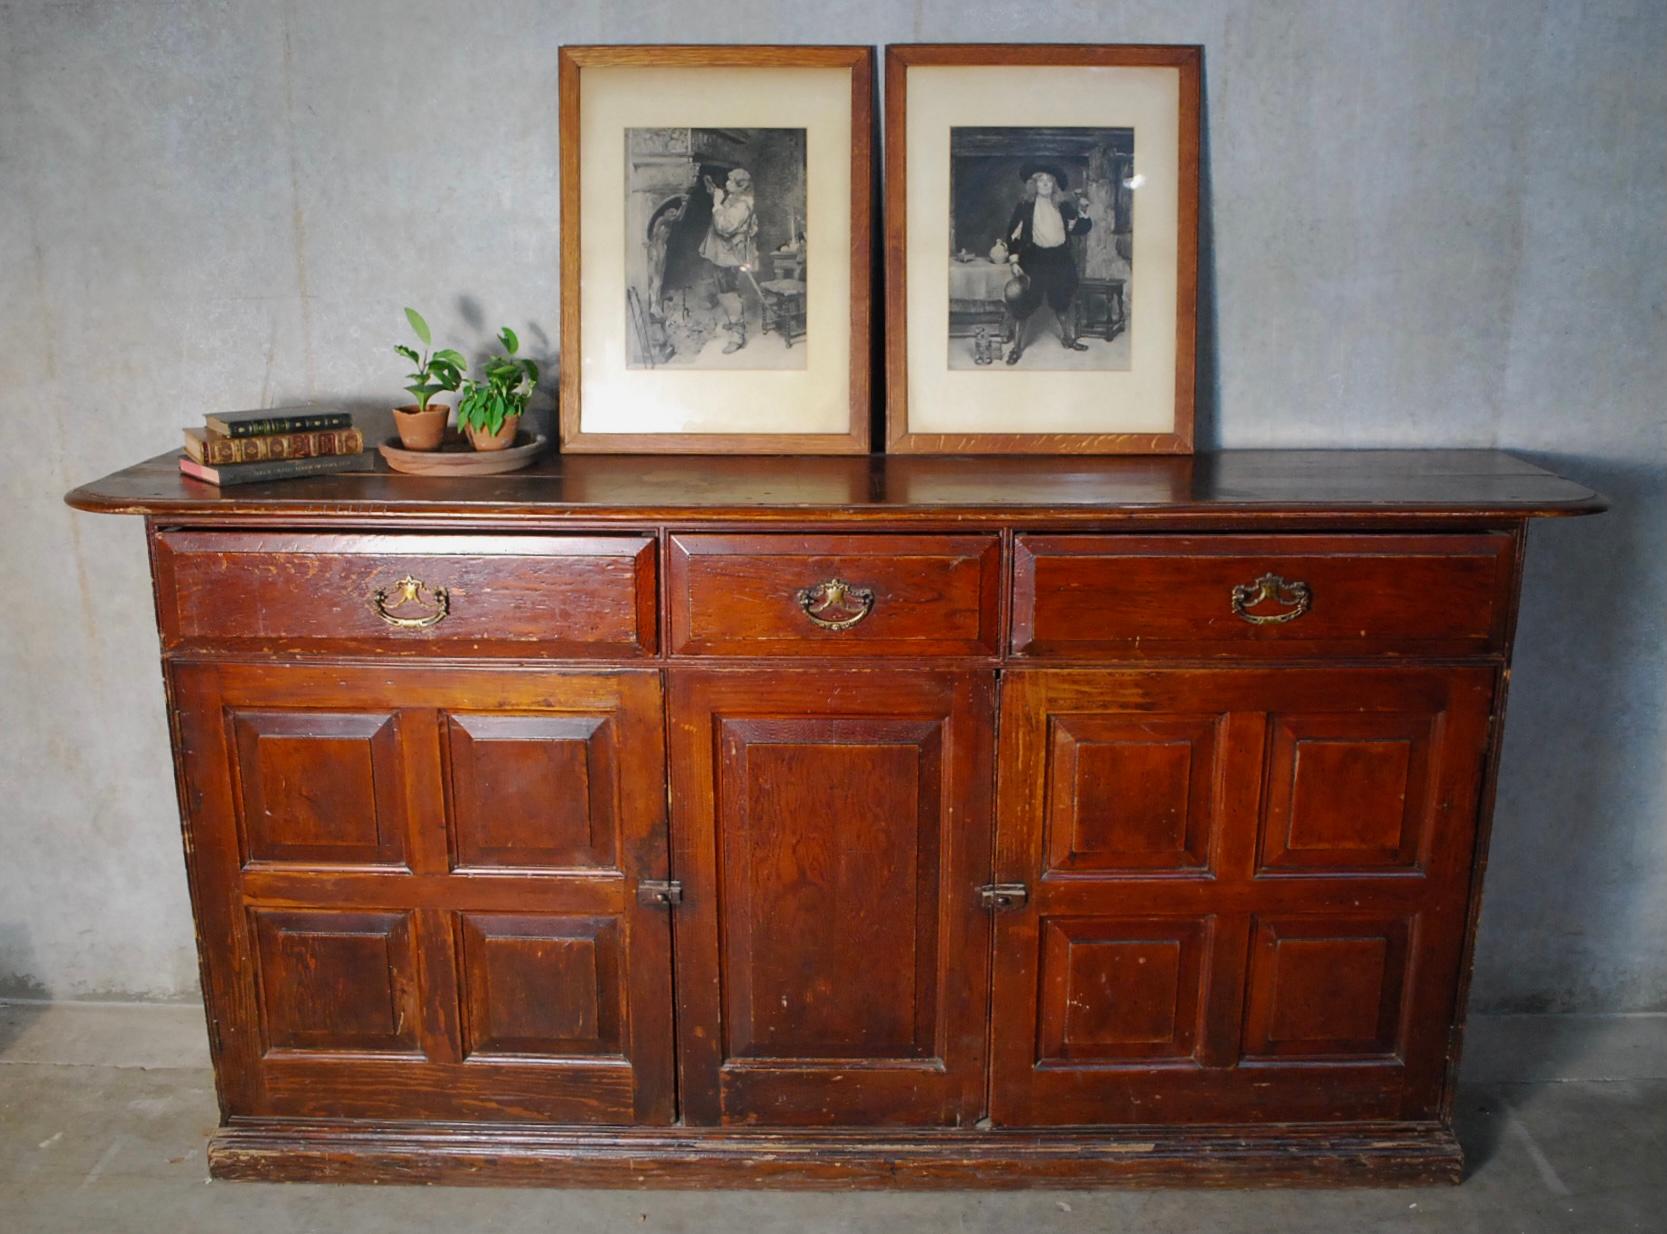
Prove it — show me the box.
[1001,163,1093,364]
[700,167,760,354]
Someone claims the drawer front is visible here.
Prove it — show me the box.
[668,534,1002,656]
[1012,533,1513,659]
[155,532,657,657]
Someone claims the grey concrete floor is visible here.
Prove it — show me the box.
[2,1002,1664,1233]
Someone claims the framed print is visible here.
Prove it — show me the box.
[884,45,1201,454]
[558,46,874,454]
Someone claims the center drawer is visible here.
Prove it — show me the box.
[154,531,657,657]
[667,534,1002,656]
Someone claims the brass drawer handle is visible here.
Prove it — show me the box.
[372,575,450,629]
[1230,572,1311,625]
[796,577,874,631]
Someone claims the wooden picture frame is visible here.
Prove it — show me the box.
[559,45,874,454]
[884,44,1201,455]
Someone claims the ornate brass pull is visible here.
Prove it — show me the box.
[1230,573,1311,625]
[371,575,450,629]
[796,577,874,631]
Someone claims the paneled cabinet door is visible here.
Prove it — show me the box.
[169,663,675,1124]
[989,667,1495,1126]
[668,670,995,1126]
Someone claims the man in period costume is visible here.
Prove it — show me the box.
[1002,163,1093,364]
[700,167,760,354]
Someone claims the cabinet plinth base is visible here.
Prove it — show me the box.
[208,1120,1465,1188]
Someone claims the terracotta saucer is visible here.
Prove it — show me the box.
[378,431,547,476]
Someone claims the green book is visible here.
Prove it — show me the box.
[204,406,354,438]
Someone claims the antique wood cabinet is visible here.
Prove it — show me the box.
[67,449,1602,1187]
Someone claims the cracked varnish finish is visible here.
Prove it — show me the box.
[64,449,1603,1187]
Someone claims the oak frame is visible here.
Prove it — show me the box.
[558,45,875,455]
[883,44,1202,455]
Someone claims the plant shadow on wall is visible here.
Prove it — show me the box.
[455,296,558,444]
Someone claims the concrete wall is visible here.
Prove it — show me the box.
[1,0,1661,1012]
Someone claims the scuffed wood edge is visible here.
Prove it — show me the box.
[208,1120,1465,1189]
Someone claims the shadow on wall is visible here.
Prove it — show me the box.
[1481,452,1667,1014]
[1456,453,1663,1171]
[1191,69,1219,450]
[0,922,48,1052]
[352,302,559,448]
[1451,1082,1506,1172]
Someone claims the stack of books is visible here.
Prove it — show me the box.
[179,406,369,486]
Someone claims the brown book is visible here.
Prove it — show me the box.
[183,425,364,464]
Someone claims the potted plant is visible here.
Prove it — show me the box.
[456,327,538,451]
[392,307,465,449]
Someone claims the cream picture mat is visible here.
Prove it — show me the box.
[905,65,1180,435]
[578,65,853,435]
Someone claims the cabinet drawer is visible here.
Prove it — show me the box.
[668,534,1002,656]
[1012,533,1513,659]
[155,532,657,656]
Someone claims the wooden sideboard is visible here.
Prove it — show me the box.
[66,449,1603,1187]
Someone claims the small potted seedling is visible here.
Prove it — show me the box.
[456,327,538,451]
[392,307,466,450]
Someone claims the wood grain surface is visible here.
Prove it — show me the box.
[64,447,1605,1186]
[68,449,1605,524]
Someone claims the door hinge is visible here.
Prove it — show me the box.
[638,879,683,908]
[977,883,1028,911]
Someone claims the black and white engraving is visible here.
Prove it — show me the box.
[948,126,1134,371]
[625,127,807,370]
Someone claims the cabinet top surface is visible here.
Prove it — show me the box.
[65,449,1603,526]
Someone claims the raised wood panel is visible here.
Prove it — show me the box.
[669,669,993,1126]
[667,534,1001,657]
[1037,917,1209,1063]
[718,717,942,1061]
[154,532,657,658]
[1260,713,1434,872]
[251,909,421,1055]
[1045,714,1220,874]
[1243,915,1412,1059]
[231,710,408,868]
[444,713,616,871]
[1011,533,1513,659]
[991,667,1496,1127]
[457,913,622,1059]
[170,662,675,1126]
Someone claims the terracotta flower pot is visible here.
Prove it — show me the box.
[466,414,521,452]
[393,403,448,451]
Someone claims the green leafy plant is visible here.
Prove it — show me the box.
[456,327,539,435]
[393,307,465,411]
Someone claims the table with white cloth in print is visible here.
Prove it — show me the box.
[948,259,1016,339]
